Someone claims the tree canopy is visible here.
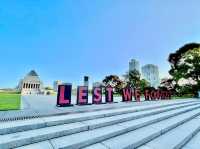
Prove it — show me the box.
[124,70,141,88]
[102,75,125,93]
[168,43,200,96]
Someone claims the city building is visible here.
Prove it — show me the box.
[53,80,62,92]
[129,59,140,72]
[142,64,160,88]
[18,70,44,95]
[84,76,89,87]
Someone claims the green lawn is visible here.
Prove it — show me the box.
[0,92,21,110]
[172,94,194,99]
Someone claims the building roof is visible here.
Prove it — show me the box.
[142,64,158,69]
[27,70,39,76]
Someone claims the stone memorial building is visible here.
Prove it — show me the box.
[18,70,44,95]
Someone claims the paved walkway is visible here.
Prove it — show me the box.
[0,95,198,121]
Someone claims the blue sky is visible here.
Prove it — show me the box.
[0,0,200,88]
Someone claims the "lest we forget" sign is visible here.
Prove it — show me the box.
[57,84,171,107]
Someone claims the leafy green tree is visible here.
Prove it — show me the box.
[124,70,141,88]
[45,86,53,90]
[124,70,151,91]
[159,78,176,94]
[102,75,125,93]
[178,85,194,97]
[144,86,156,91]
[140,79,150,93]
[168,43,200,96]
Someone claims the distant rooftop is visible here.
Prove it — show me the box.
[27,70,39,76]
[142,64,158,68]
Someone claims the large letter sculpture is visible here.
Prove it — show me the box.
[77,86,89,105]
[92,87,103,104]
[122,88,132,102]
[105,87,114,103]
[57,84,72,107]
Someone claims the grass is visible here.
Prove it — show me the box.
[0,92,21,110]
[172,94,194,99]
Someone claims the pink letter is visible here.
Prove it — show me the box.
[106,87,113,103]
[77,86,88,105]
[93,87,102,104]
[122,88,132,102]
[134,89,141,102]
[59,86,69,104]
[57,84,72,107]
[144,90,151,101]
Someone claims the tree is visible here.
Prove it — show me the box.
[160,78,176,93]
[124,70,141,88]
[140,79,150,93]
[144,86,156,91]
[45,86,53,90]
[168,43,200,96]
[102,75,125,93]
[178,85,194,97]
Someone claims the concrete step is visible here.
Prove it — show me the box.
[0,104,200,149]
[138,117,200,149]
[0,101,198,135]
[14,104,200,149]
[81,103,200,130]
[16,141,53,149]
[82,108,200,149]
[42,100,199,126]
[4,98,196,121]
[181,115,200,149]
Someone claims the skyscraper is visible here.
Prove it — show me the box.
[84,76,89,87]
[129,59,140,72]
[142,64,160,88]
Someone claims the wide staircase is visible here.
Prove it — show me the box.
[0,100,200,149]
